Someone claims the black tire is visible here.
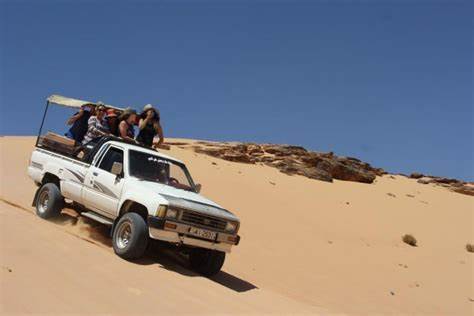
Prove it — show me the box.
[189,248,225,276]
[112,213,148,260]
[35,183,64,219]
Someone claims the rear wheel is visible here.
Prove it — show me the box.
[112,213,149,260]
[189,248,225,276]
[35,183,64,219]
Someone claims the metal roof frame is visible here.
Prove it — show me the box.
[47,94,126,111]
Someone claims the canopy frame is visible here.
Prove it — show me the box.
[47,94,125,111]
[36,94,127,146]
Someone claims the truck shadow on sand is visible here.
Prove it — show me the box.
[134,241,259,293]
[50,209,258,293]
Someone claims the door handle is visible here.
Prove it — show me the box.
[93,172,98,176]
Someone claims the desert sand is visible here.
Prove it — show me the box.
[0,136,472,315]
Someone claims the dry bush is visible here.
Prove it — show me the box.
[466,244,474,253]
[402,234,417,247]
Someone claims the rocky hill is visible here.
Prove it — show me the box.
[168,140,473,196]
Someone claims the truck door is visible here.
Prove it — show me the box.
[83,146,125,218]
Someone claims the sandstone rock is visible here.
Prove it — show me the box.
[190,142,468,191]
[314,159,333,174]
[331,163,376,184]
[300,167,333,182]
[260,156,277,163]
[277,162,300,175]
[300,152,324,165]
[233,144,248,153]
[417,177,432,184]
[413,175,473,196]
[190,142,384,185]
[433,177,460,185]
[221,152,254,164]
[373,168,387,176]
[262,144,307,156]
[247,144,264,154]
[451,186,474,196]
[320,151,334,159]
[345,156,362,163]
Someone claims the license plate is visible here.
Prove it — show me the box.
[188,227,217,240]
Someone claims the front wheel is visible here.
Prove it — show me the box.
[112,213,149,260]
[189,248,225,276]
[35,183,64,219]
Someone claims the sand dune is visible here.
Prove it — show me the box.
[1,136,472,315]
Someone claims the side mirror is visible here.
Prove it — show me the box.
[195,183,202,193]
[111,162,123,177]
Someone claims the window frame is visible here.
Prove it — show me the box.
[128,149,197,192]
[96,145,125,175]
[92,143,110,166]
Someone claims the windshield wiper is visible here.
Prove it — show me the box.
[134,175,159,182]
[134,176,195,192]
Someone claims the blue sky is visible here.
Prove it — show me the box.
[1,0,472,180]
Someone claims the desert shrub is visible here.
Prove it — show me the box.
[402,234,417,247]
[466,244,474,253]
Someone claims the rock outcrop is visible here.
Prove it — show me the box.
[189,142,385,184]
[413,175,474,196]
[169,141,472,196]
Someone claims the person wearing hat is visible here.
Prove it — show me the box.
[136,104,164,148]
[118,108,137,141]
[82,104,110,144]
[65,102,96,143]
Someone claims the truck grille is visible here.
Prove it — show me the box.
[180,211,227,231]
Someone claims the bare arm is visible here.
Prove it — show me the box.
[119,121,134,141]
[66,109,84,125]
[88,117,108,136]
[156,123,164,145]
[138,118,149,130]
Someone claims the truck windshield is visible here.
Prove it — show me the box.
[129,150,196,192]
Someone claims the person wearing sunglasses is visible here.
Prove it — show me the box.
[82,104,110,144]
[136,104,164,148]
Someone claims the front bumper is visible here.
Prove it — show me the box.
[148,217,240,253]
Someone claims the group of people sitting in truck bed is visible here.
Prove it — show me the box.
[65,102,164,148]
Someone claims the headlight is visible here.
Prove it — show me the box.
[155,205,168,217]
[225,221,237,233]
[166,208,178,219]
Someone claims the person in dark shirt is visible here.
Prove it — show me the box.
[103,109,119,136]
[65,103,96,143]
[136,104,164,147]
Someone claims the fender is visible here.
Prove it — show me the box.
[111,190,167,237]
[117,184,169,217]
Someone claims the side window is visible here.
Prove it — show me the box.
[98,147,123,173]
[93,144,110,166]
[170,164,189,185]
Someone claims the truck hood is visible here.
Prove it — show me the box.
[132,179,239,222]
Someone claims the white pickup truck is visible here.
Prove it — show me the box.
[28,135,240,276]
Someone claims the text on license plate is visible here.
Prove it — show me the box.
[188,227,217,240]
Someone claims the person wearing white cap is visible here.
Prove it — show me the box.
[136,104,164,147]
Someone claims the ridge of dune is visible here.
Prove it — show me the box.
[0,136,473,315]
[174,139,473,196]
